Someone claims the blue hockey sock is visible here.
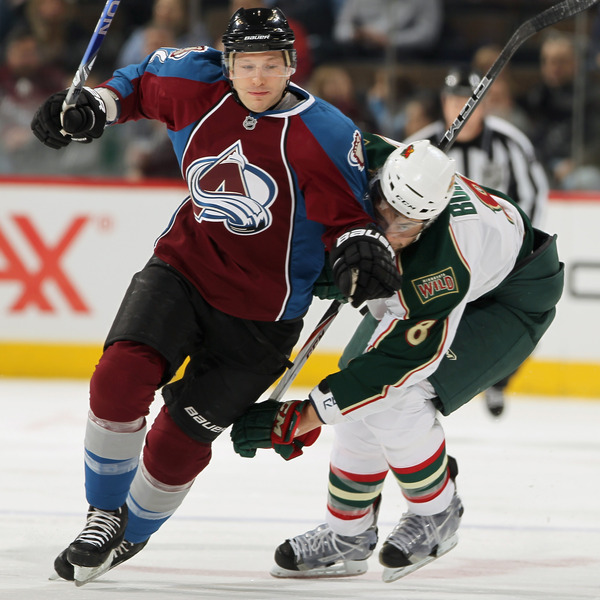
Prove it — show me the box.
[124,464,193,543]
[83,415,146,509]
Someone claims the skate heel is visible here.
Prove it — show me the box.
[74,549,116,586]
[382,533,459,583]
[379,493,463,583]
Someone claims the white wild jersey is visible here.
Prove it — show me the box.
[325,172,530,422]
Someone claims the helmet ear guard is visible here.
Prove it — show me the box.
[221,7,297,79]
[379,141,456,221]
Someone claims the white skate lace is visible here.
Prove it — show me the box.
[74,508,122,548]
[113,541,132,558]
[386,512,439,553]
[289,525,369,563]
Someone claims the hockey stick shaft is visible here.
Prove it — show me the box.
[62,0,122,111]
[268,299,344,401]
[439,0,599,152]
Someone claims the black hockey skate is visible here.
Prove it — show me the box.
[67,503,128,568]
[51,503,132,585]
[271,523,378,578]
[53,539,148,584]
[485,386,505,417]
[271,496,381,578]
[379,492,464,582]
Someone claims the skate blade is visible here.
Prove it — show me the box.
[74,550,115,587]
[270,559,368,579]
[382,534,458,583]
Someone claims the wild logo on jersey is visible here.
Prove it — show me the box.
[185,141,277,235]
[461,176,515,224]
[412,268,458,304]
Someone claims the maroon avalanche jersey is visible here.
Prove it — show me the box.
[104,46,371,320]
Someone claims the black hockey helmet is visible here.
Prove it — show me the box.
[443,67,481,97]
[221,7,297,79]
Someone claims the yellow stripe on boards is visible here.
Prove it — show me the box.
[283,354,600,399]
[1,344,600,399]
[0,343,103,379]
[508,359,600,398]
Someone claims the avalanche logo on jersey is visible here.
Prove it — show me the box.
[149,48,170,64]
[170,46,210,60]
[348,130,365,171]
[149,46,210,66]
[186,141,277,235]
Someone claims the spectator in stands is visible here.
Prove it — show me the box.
[267,0,336,66]
[471,43,532,135]
[18,0,90,74]
[113,0,153,35]
[119,24,181,181]
[522,30,600,190]
[366,67,414,139]
[308,64,377,132]
[117,0,211,68]
[1,25,123,176]
[402,89,442,139]
[333,0,444,61]
[0,20,125,176]
[0,25,66,172]
[0,0,26,54]
[405,66,549,417]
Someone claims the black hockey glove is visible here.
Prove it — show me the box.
[330,224,402,308]
[31,87,107,149]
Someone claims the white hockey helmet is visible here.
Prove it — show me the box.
[379,140,456,221]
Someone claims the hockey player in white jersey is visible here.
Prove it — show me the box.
[230,134,564,582]
[406,67,550,416]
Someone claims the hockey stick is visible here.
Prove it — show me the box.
[60,0,122,133]
[439,0,600,152]
[268,299,344,401]
[269,0,599,401]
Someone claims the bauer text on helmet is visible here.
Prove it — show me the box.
[221,7,297,79]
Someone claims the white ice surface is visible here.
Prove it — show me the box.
[1,378,599,599]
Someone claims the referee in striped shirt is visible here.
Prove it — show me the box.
[406,67,549,417]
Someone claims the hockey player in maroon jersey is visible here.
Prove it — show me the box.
[231,134,564,582]
[30,8,402,585]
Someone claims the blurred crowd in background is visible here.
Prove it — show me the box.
[2,0,600,189]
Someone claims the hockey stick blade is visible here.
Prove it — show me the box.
[268,300,344,402]
[439,0,600,152]
[60,0,121,135]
